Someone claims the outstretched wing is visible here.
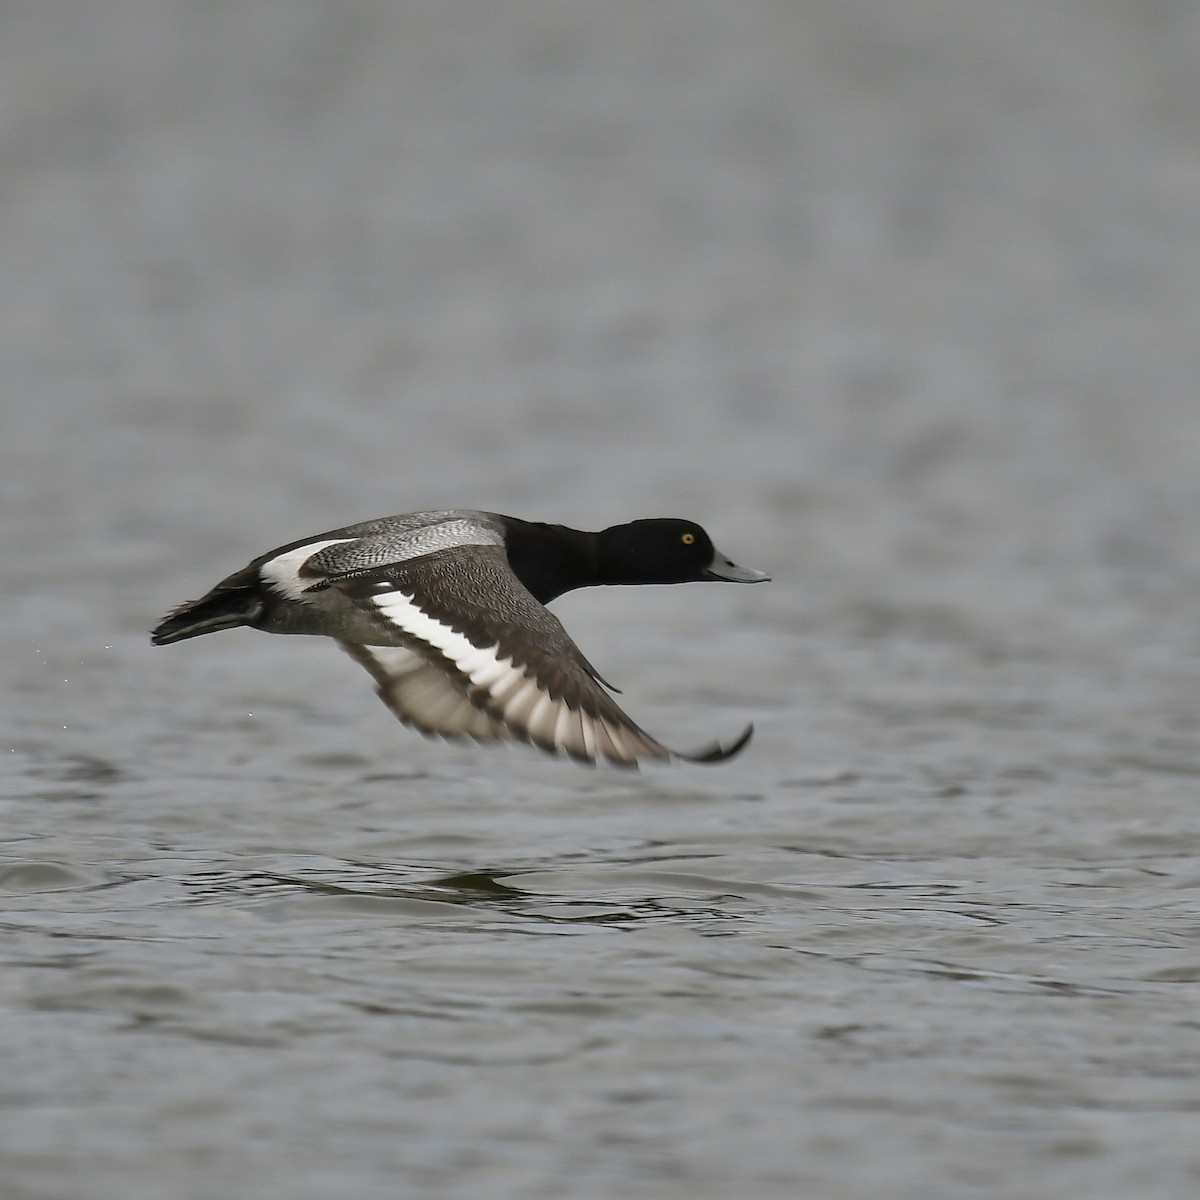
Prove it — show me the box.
[326,546,748,767]
[337,642,512,745]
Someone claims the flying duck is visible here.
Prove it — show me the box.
[151,510,769,767]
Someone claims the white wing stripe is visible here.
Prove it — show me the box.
[471,662,513,690]
[371,590,533,710]
[365,586,662,764]
[459,643,503,677]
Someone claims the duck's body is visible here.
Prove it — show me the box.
[152,510,769,767]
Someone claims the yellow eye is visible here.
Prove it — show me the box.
[681,532,695,545]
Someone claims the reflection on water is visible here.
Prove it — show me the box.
[173,863,758,930]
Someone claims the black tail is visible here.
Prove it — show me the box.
[151,581,264,646]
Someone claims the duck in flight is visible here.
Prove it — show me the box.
[151,510,769,767]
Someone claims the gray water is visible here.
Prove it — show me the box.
[5,2,1200,1197]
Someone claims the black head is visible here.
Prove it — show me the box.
[596,519,770,587]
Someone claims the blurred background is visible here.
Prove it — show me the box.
[5,3,1200,1198]
[6,0,1200,620]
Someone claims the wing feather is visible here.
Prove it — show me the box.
[324,546,748,766]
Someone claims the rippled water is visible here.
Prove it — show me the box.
[6,2,1200,1198]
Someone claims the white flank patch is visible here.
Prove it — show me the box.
[259,539,355,600]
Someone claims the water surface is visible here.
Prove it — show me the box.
[4,3,1200,1198]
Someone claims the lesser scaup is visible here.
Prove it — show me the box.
[151,509,769,767]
